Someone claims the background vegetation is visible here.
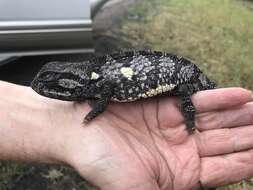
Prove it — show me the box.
[119,0,253,91]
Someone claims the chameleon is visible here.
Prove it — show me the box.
[31,50,216,133]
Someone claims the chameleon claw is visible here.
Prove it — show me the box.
[187,127,195,134]
[82,116,91,124]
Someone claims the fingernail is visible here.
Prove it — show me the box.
[246,89,253,101]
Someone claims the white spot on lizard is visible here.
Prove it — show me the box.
[120,67,134,80]
[91,72,100,80]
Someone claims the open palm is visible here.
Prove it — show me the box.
[55,88,253,190]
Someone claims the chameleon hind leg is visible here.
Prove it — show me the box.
[181,95,196,133]
[178,83,197,133]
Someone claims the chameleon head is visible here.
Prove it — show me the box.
[31,61,95,101]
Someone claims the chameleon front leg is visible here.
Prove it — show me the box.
[83,82,114,122]
[84,98,110,122]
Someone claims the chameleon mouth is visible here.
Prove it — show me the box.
[31,79,44,94]
[31,78,73,100]
[31,79,56,97]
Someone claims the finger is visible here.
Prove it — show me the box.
[192,88,252,113]
[200,149,253,188]
[158,88,252,129]
[196,125,253,157]
[196,102,253,131]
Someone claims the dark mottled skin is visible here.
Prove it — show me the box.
[31,50,216,133]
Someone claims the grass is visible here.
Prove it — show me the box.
[120,0,253,90]
[0,162,98,190]
[0,161,27,190]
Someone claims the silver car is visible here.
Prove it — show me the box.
[0,0,108,64]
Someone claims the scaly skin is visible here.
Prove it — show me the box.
[31,50,216,132]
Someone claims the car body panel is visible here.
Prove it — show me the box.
[0,20,93,56]
[0,0,108,62]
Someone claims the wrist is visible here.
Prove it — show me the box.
[0,81,69,165]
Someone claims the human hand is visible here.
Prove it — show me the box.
[60,88,253,190]
[1,82,252,190]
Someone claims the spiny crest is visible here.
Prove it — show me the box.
[92,55,107,65]
[90,50,188,66]
[92,50,182,63]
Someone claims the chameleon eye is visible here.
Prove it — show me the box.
[58,79,82,89]
[38,72,54,82]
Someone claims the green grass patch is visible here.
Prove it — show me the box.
[0,161,28,190]
[121,0,253,90]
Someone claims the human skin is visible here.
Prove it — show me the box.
[0,80,253,190]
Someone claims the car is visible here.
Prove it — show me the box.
[0,0,108,65]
